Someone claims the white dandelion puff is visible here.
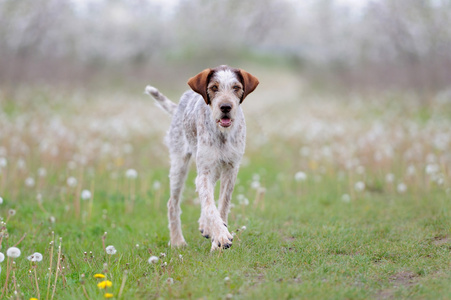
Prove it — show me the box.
[341,194,351,203]
[67,176,77,187]
[295,171,307,182]
[425,164,439,175]
[406,165,416,176]
[8,209,16,216]
[241,226,247,231]
[224,276,230,282]
[27,252,43,262]
[125,169,138,179]
[25,177,35,187]
[166,277,174,284]
[6,247,21,258]
[237,194,249,206]
[397,183,407,193]
[0,197,3,204]
[0,252,4,262]
[148,256,158,264]
[81,190,92,200]
[0,157,6,168]
[250,180,260,189]
[385,173,394,183]
[38,167,47,177]
[354,181,365,192]
[153,181,161,190]
[105,245,117,255]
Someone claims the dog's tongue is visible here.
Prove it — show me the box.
[220,118,232,127]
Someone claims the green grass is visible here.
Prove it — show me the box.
[0,82,450,299]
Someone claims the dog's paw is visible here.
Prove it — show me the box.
[198,216,211,239]
[210,222,233,251]
[170,238,187,248]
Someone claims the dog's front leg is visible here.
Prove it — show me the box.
[218,166,239,225]
[196,173,233,251]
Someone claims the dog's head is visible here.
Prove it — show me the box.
[187,65,259,130]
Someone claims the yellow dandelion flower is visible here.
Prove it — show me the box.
[30,298,39,300]
[97,280,113,289]
[104,293,114,298]
[94,273,106,279]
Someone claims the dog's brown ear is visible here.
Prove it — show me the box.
[239,70,259,102]
[187,68,212,104]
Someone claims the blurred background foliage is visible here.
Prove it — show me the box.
[0,0,451,92]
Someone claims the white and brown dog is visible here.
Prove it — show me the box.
[145,65,259,251]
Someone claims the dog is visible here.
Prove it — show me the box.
[145,65,259,251]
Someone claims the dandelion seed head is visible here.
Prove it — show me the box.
[66,176,77,187]
[354,181,365,192]
[81,190,92,200]
[36,193,43,204]
[17,158,26,169]
[0,197,3,205]
[105,245,117,255]
[341,194,351,203]
[160,253,166,258]
[38,167,47,177]
[397,183,407,193]
[25,177,35,187]
[385,173,395,183]
[407,165,416,176]
[33,252,43,262]
[8,209,16,216]
[0,252,4,262]
[425,164,439,175]
[166,277,174,284]
[237,194,249,206]
[6,247,21,258]
[125,168,138,179]
[0,157,6,168]
[224,276,230,282]
[49,216,56,223]
[148,256,158,264]
[153,181,161,190]
[295,171,307,182]
[250,180,260,189]
[241,226,247,231]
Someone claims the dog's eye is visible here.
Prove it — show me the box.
[210,85,219,92]
[233,86,241,91]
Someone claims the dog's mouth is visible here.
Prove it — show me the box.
[218,117,232,128]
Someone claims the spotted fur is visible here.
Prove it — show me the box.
[145,65,259,251]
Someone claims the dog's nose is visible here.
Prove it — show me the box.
[220,104,232,113]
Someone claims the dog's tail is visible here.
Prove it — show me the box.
[145,85,177,116]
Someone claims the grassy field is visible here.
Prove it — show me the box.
[0,68,450,299]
